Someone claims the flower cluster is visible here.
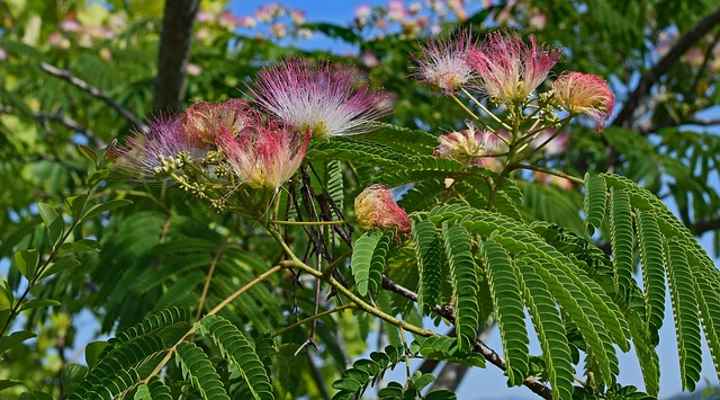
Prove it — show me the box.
[115,60,390,204]
[251,60,391,138]
[195,3,311,41]
[354,185,411,234]
[354,0,469,39]
[433,124,509,172]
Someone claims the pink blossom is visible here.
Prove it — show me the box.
[361,51,380,68]
[114,118,199,178]
[217,121,310,190]
[467,32,560,102]
[182,99,254,146]
[433,124,508,171]
[290,10,305,25]
[251,60,391,137]
[0,48,6,61]
[355,4,372,26]
[448,0,467,21]
[354,184,411,234]
[185,63,202,76]
[60,18,81,32]
[388,0,406,21]
[271,22,287,38]
[219,11,239,29]
[238,16,257,29]
[551,72,615,130]
[417,31,474,93]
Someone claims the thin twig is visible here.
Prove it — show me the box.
[195,241,227,320]
[39,62,148,133]
[273,304,355,337]
[512,164,585,185]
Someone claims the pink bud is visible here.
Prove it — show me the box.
[354,185,411,234]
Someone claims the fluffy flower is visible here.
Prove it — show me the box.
[354,185,411,234]
[467,32,560,102]
[417,32,474,93]
[182,99,254,146]
[251,60,391,138]
[551,72,615,130]
[217,121,310,190]
[433,124,509,171]
[114,118,199,178]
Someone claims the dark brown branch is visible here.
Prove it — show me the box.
[153,0,199,114]
[381,277,554,399]
[39,63,148,133]
[613,6,720,127]
[691,218,720,235]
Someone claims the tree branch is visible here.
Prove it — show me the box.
[691,217,720,235]
[39,63,148,133]
[153,0,199,114]
[381,277,554,399]
[613,6,720,127]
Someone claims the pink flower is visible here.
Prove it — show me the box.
[355,4,372,26]
[354,185,411,234]
[433,124,508,171]
[271,22,287,38]
[182,99,254,146]
[114,118,199,178]
[388,0,406,21]
[417,31,474,93]
[290,10,305,25]
[467,32,560,103]
[551,72,615,130]
[217,121,310,190]
[251,60,391,137]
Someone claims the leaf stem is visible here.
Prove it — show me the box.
[272,304,356,337]
[461,88,513,130]
[512,164,585,185]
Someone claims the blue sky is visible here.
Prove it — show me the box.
[224,1,720,399]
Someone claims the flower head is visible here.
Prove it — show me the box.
[467,32,560,103]
[114,117,199,178]
[417,32,474,93]
[217,120,309,190]
[182,99,254,146]
[551,72,615,130]
[251,60,391,138]
[433,124,508,171]
[354,184,411,234]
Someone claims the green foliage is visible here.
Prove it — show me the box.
[609,188,634,301]
[481,238,529,385]
[351,230,384,297]
[199,315,274,400]
[331,345,405,400]
[412,219,444,313]
[441,224,480,353]
[175,342,231,400]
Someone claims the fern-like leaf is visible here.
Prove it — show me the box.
[516,259,574,400]
[636,210,665,333]
[625,308,660,396]
[175,342,231,400]
[134,381,173,400]
[326,160,344,216]
[442,224,480,352]
[610,188,634,301]
[199,315,274,400]
[694,264,720,381]
[412,220,444,312]
[665,239,702,391]
[482,238,529,385]
[351,231,384,297]
[331,345,404,399]
[584,173,607,233]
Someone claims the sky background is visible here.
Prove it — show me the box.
[223,1,720,399]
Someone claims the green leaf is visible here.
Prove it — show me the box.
[82,199,133,220]
[693,261,720,383]
[636,210,665,333]
[625,308,660,396]
[442,224,479,352]
[199,315,274,400]
[351,231,384,297]
[85,341,109,369]
[0,380,24,391]
[584,174,607,233]
[516,259,574,400]
[610,188,634,301]
[175,342,231,400]
[38,202,59,226]
[0,330,35,354]
[19,298,61,312]
[14,249,38,279]
[412,220,444,313]
[326,160,344,216]
[425,390,458,400]
[482,238,529,386]
[665,239,702,391]
[369,232,392,296]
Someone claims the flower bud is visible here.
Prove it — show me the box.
[354,185,411,234]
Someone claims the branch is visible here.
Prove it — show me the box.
[0,104,99,145]
[39,63,148,133]
[613,6,720,127]
[691,218,720,235]
[153,0,199,114]
[381,277,553,399]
